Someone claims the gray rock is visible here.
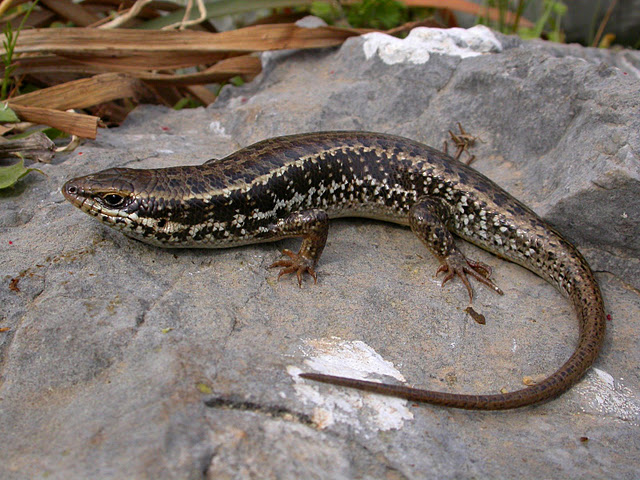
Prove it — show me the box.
[1,27,639,479]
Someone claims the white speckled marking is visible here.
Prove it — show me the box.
[287,337,413,431]
[362,25,502,65]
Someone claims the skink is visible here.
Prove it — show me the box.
[62,131,605,410]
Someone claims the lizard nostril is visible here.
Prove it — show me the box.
[67,185,78,195]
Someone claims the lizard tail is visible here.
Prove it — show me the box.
[299,257,606,410]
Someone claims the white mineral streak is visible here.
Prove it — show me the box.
[288,337,413,431]
[362,25,502,65]
[575,368,640,423]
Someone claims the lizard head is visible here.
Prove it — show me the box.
[62,167,173,246]
[63,167,138,215]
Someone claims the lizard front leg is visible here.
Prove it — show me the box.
[409,198,503,301]
[268,209,329,287]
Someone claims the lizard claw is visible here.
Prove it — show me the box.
[269,249,317,287]
[437,252,503,302]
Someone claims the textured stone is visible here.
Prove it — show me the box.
[1,27,639,479]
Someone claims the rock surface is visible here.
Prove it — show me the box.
[1,26,639,479]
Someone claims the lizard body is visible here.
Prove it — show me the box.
[62,131,605,410]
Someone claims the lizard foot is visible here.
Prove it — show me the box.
[269,249,317,287]
[437,251,503,302]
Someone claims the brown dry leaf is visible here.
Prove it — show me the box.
[10,72,149,110]
[0,9,57,29]
[7,24,361,70]
[0,132,56,163]
[183,85,217,106]
[61,51,232,71]
[40,0,101,27]
[10,24,362,55]
[464,306,486,325]
[9,277,20,292]
[11,55,109,76]
[138,55,262,86]
[2,13,485,129]
[8,104,99,138]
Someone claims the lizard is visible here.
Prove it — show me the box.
[62,131,606,410]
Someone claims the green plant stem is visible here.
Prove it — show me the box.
[530,0,555,38]
[1,1,38,100]
[1,27,15,100]
[498,0,507,32]
[511,0,528,33]
[592,0,617,47]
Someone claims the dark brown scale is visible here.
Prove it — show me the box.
[62,131,606,410]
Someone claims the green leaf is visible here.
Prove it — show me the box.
[0,158,43,189]
[229,75,245,87]
[42,127,68,140]
[172,97,191,110]
[346,0,407,30]
[310,1,341,23]
[552,1,567,16]
[0,103,19,123]
[8,126,64,140]
[173,97,203,110]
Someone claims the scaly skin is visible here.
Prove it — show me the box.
[62,131,606,410]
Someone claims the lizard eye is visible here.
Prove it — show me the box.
[102,193,126,208]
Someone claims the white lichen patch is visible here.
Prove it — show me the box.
[288,337,413,431]
[362,25,502,65]
[575,368,640,423]
[208,121,229,137]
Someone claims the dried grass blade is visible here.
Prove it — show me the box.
[138,55,261,86]
[0,132,56,163]
[10,72,148,110]
[9,24,362,55]
[40,0,102,27]
[0,131,55,154]
[0,9,57,29]
[8,104,99,138]
[183,85,216,106]
[59,52,230,70]
[11,55,111,76]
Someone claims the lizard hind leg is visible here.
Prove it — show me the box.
[437,251,504,302]
[409,198,503,302]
